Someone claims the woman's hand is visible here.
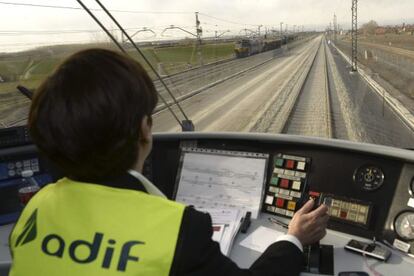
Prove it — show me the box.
[287,199,329,246]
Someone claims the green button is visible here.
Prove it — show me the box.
[275,158,284,167]
[270,177,279,185]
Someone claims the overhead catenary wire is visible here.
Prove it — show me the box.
[74,0,188,129]
[0,25,197,37]
[75,0,126,54]
[0,1,193,14]
[198,12,261,27]
[93,0,191,125]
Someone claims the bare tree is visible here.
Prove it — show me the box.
[361,20,378,35]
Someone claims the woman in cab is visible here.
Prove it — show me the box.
[9,48,328,276]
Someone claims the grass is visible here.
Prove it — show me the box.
[0,42,235,94]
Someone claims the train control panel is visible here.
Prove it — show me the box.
[1,128,414,275]
[146,132,414,258]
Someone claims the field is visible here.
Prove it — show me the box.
[335,33,414,111]
[341,33,414,51]
[0,42,235,94]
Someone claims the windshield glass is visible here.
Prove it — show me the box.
[1,0,414,149]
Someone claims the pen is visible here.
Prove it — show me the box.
[268,217,289,228]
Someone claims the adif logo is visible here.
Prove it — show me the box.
[15,209,145,272]
[41,232,145,272]
[15,209,38,247]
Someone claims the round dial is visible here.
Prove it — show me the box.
[394,212,414,241]
[353,165,384,191]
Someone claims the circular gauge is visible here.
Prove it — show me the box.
[394,212,414,241]
[353,165,384,191]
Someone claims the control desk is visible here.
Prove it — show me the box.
[1,129,414,275]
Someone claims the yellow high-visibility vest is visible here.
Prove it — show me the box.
[9,177,185,276]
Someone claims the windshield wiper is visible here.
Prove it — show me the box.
[16,85,33,100]
[76,0,194,131]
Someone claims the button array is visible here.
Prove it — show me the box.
[263,153,311,218]
[324,197,371,226]
[5,158,39,178]
[309,191,372,227]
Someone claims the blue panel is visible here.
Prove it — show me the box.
[0,212,20,226]
[0,163,9,181]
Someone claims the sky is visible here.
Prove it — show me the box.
[0,0,413,52]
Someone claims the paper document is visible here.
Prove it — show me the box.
[203,208,243,256]
[239,226,285,253]
[212,224,226,243]
[175,150,267,218]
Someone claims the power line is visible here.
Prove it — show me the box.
[198,12,260,27]
[0,1,193,14]
[0,25,196,36]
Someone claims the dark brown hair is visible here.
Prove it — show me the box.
[29,48,158,181]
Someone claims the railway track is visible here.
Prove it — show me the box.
[0,93,30,128]
[282,38,334,138]
[153,36,316,111]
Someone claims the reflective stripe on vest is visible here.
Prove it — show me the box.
[9,177,185,276]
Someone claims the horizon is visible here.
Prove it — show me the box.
[0,0,413,53]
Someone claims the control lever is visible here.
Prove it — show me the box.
[301,190,334,275]
[307,193,322,274]
[306,242,321,273]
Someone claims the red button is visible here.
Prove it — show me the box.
[280,179,290,188]
[309,191,320,197]
[285,160,295,169]
[340,211,347,219]
[276,198,285,208]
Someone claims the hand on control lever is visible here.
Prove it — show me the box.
[287,199,329,246]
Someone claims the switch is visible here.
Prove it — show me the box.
[275,158,284,167]
[285,160,295,169]
[291,181,301,190]
[265,195,274,205]
[285,210,294,217]
[287,201,296,211]
[296,161,306,171]
[270,177,279,185]
[280,178,290,188]
[276,198,285,208]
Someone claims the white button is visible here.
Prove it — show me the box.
[273,168,284,174]
[15,162,22,168]
[279,188,290,195]
[285,210,294,217]
[295,171,306,178]
[290,191,302,198]
[265,195,274,205]
[284,170,295,176]
[297,161,306,170]
[292,181,301,190]
[8,170,16,177]
[269,186,277,193]
[275,208,286,215]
